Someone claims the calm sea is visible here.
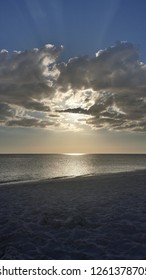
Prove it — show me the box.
[0,154,146,184]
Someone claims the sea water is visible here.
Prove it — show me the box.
[0,154,146,184]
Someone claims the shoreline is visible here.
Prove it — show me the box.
[1,168,146,188]
[0,170,146,259]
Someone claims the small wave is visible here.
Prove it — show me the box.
[0,178,38,186]
[0,179,22,185]
[51,175,74,180]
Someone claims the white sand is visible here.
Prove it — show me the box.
[0,170,146,259]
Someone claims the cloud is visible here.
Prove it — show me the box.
[1,41,146,131]
[0,103,15,122]
[0,44,62,110]
[6,117,57,128]
[57,41,142,91]
[56,41,146,131]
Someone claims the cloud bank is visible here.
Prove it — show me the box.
[1,41,146,131]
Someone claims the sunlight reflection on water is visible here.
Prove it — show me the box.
[1,154,146,184]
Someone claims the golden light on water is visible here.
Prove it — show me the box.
[63,153,86,156]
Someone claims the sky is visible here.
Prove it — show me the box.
[1,0,146,153]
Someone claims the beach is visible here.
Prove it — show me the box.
[0,170,146,260]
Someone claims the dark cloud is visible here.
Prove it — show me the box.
[57,107,89,114]
[57,56,89,91]
[6,117,57,128]
[0,103,15,122]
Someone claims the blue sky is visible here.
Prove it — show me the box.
[1,0,146,59]
[1,0,146,153]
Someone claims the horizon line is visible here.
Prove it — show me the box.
[0,152,146,155]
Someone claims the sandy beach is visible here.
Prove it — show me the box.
[0,170,146,260]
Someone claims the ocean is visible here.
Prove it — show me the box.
[0,154,146,185]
